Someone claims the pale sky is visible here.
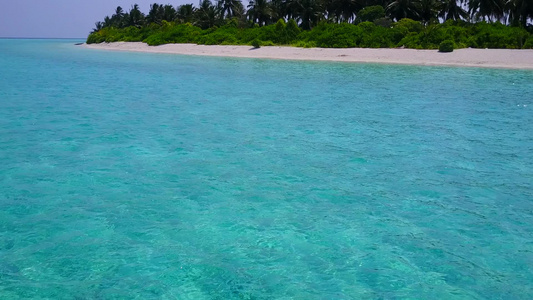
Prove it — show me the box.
[0,0,203,38]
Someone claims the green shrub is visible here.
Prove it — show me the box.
[398,33,423,49]
[198,27,238,45]
[225,18,239,28]
[143,33,166,46]
[294,40,317,48]
[524,36,533,49]
[420,25,449,49]
[393,18,424,33]
[269,19,301,44]
[286,19,301,40]
[234,24,278,44]
[441,22,470,48]
[374,17,392,28]
[273,19,288,44]
[439,40,454,52]
[472,22,530,49]
[251,39,261,48]
[360,26,394,48]
[314,23,361,48]
[86,32,104,44]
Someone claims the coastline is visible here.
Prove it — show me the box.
[82,42,533,69]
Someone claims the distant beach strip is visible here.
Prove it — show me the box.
[83,42,533,70]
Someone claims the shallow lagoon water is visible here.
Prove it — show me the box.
[0,39,532,299]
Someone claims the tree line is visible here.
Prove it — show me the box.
[88,1,533,49]
[93,0,532,31]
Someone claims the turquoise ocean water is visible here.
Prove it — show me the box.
[0,39,532,299]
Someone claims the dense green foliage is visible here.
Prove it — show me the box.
[88,18,533,49]
[87,1,533,49]
[251,38,262,48]
[439,39,455,51]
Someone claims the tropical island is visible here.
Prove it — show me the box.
[87,0,533,51]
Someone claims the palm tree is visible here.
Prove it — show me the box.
[288,0,324,29]
[162,4,177,22]
[128,4,145,27]
[330,0,363,22]
[321,0,337,21]
[111,6,126,27]
[468,0,505,21]
[386,0,420,21]
[103,16,112,28]
[248,0,273,25]
[418,0,439,24]
[147,3,164,24]
[195,0,222,29]
[218,0,245,19]
[92,22,104,33]
[177,4,197,23]
[270,0,288,21]
[506,0,533,26]
[438,0,468,20]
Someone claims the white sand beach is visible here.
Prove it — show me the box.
[83,42,533,69]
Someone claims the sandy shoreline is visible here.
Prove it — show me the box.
[83,42,533,69]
